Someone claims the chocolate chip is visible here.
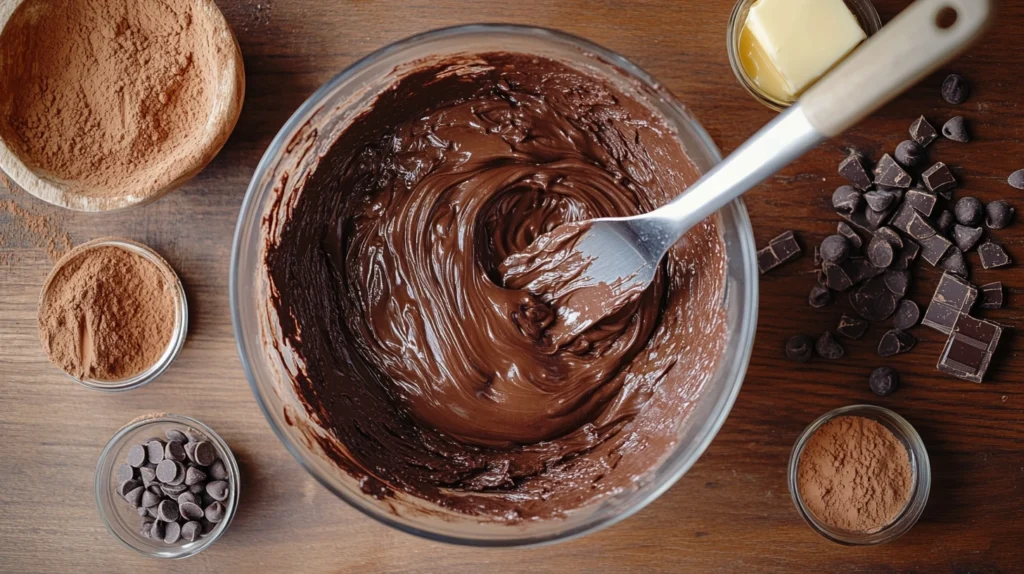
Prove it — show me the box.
[839,154,873,190]
[941,116,970,142]
[183,441,198,463]
[814,331,844,360]
[206,480,230,502]
[832,185,863,214]
[166,429,188,444]
[180,501,205,521]
[140,520,153,539]
[757,230,802,274]
[892,241,920,271]
[837,314,869,340]
[876,227,903,249]
[938,314,1002,383]
[941,73,970,104]
[864,204,894,229]
[922,273,978,334]
[978,241,1011,269]
[884,270,911,298]
[116,464,135,484]
[940,247,968,278]
[178,491,199,506]
[155,459,179,483]
[161,483,188,497]
[193,442,217,467]
[127,445,147,468]
[910,116,939,147]
[201,518,217,536]
[164,440,186,463]
[1009,169,1024,190]
[985,200,1014,229]
[936,210,955,234]
[894,140,925,168]
[922,162,957,195]
[952,224,983,252]
[145,440,165,465]
[189,483,205,495]
[181,521,202,543]
[820,235,850,264]
[980,282,1004,309]
[869,367,900,396]
[808,284,831,308]
[874,154,913,188]
[157,499,179,522]
[905,190,936,218]
[955,197,983,226]
[141,489,162,508]
[150,519,165,541]
[204,501,226,523]
[184,429,205,444]
[878,329,916,357]
[893,300,921,330]
[863,190,896,213]
[163,521,181,544]
[139,466,157,488]
[867,235,894,268]
[117,479,141,498]
[852,277,899,322]
[836,222,862,250]
[185,466,208,486]
[823,262,853,291]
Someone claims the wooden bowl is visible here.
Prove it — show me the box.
[0,0,244,212]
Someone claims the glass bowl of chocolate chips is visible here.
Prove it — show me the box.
[95,413,239,558]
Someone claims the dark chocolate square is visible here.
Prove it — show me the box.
[922,272,978,334]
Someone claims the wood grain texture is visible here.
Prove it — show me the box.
[1,0,1021,572]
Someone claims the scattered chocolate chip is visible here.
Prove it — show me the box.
[922,162,957,195]
[181,521,202,543]
[155,459,180,484]
[837,314,869,340]
[852,277,899,321]
[157,499,180,522]
[864,190,897,212]
[206,480,229,502]
[893,300,921,330]
[836,222,862,250]
[820,235,851,263]
[923,273,978,334]
[874,154,913,188]
[952,224,984,252]
[166,429,188,444]
[904,188,937,216]
[1009,169,1024,190]
[185,466,208,486]
[985,200,1014,229]
[980,282,1004,309]
[832,185,863,215]
[867,235,894,268]
[884,270,911,298]
[127,445,147,468]
[940,247,968,277]
[117,464,135,484]
[941,73,970,104]
[869,367,900,396]
[878,329,916,357]
[894,140,925,168]
[125,486,144,507]
[824,262,854,291]
[141,489,162,508]
[814,331,845,360]
[757,230,802,274]
[910,115,939,147]
[941,116,970,142]
[938,313,1002,383]
[204,501,226,523]
[164,521,182,544]
[954,197,983,226]
[839,154,873,190]
[978,241,1011,269]
[935,209,955,234]
[150,519,166,541]
[193,442,217,467]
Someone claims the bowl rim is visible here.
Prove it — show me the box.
[230,23,759,547]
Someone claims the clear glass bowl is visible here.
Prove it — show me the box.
[788,405,931,545]
[39,237,188,391]
[95,413,240,559]
[727,0,882,111]
[230,24,759,547]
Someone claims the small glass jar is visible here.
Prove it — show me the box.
[788,405,931,545]
[727,0,882,111]
[95,413,240,559]
[39,237,188,391]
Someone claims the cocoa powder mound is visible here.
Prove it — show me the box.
[38,243,178,381]
[0,0,218,198]
[797,415,913,533]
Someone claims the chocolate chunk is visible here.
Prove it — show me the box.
[124,486,144,507]
[843,257,886,284]
[841,204,891,235]
[116,464,135,484]
[208,460,229,481]
[954,197,983,226]
[940,247,968,278]
[180,501,205,521]
[117,479,141,498]
[837,222,863,250]
[935,209,955,234]
[878,329,916,357]
[837,314,869,340]
[894,140,925,168]
[206,480,230,502]
[141,489,162,508]
[185,466,208,486]
[884,270,911,298]
[867,235,894,268]
[155,459,180,483]
[875,227,903,249]
[161,483,188,497]
[852,277,899,322]
[941,73,970,104]
[204,501,226,523]
[893,299,921,330]
[181,521,202,543]
[146,440,165,465]
[832,185,863,215]
[839,154,872,190]
[952,224,983,252]
[820,235,851,263]
[824,262,854,291]
[874,154,912,188]
[864,204,895,229]
[980,282,1004,309]
[139,466,157,488]
[910,116,939,147]
[938,314,1002,383]
[808,284,832,308]
[127,445,147,468]
[922,162,957,195]
[757,230,802,273]
[193,442,217,467]
[1009,169,1024,190]
[888,203,916,235]
[892,240,920,271]
[941,116,970,142]
[869,367,900,396]
[920,233,953,267]
[814,331,845,360]
[157,499,180,522]
[903,189,937,217]
[166,429,188,444]
[164,521,181,544]
[978,241,1011,269]
[150,519,165,541]
[923,273,978,334]
[864,190,898,212]
[985,200,1014,229]
[164,440,186,463]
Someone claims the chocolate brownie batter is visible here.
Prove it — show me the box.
[265,53,728,521]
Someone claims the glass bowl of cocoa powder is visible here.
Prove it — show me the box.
[37,237,188,391]
[788,405,931,545]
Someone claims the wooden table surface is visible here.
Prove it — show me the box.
[1,0,1021,572]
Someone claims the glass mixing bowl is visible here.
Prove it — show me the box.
[231,24,758,547]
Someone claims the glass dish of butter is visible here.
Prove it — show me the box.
[728,0,882,110]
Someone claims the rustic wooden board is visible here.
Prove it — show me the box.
[1,0,1020,571]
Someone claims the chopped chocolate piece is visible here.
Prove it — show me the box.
[952,224,983,252]
[841,205,890,235]
[922,162,957,195]
[874,154,913,188]
[892,240,920,271]
[824,262,854,291]
[904,189,937,217]
[920,233,953,267]
[851,277,899,321]
[875,226,903,249]
[864,204,894,229]
[922,272,978,334]
[839,154,872,190]
[910,115,939,147]
[878,329,916,357]
[954,197,983,226]
[869,367,900,396]
[1009,169,1024,190]
[980,282,1004,309]
[893,299,921,330]
[935,209,955,234]
[978,241,1011,269]
[808,284,832,308]
[884,270,911,298]
[867,235,894,268]
[937,314,1002,383]
[985,200,1014,229]
[820,235,851,264]
[941,116,970,142]
[941,73,970,104]
[940,247,968,278]
[843,257,886,284]
[894,140,925,168]
[786,334,814,363]
[837,222,863,250]
[832,185,863,214]
[837,314,869,340]
[888,203,917,235]
[757,230,802,274]
[815,331,845,360]
[864,190,898,212]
